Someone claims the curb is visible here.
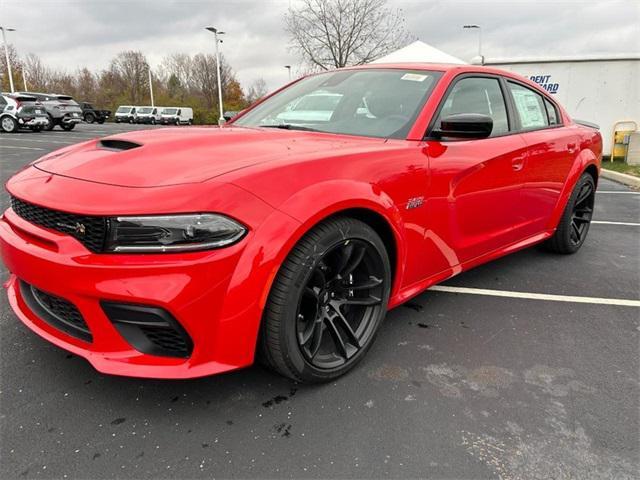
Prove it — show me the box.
[601,169,640,189]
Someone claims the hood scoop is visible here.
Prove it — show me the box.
[98,139,142,151]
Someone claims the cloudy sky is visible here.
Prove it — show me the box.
[1,0,638,91]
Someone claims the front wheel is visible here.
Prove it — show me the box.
[546,173,596,254]
[1,116,18,133]
[44,114,55,131]
[84,113,95,123]
[260,217,391,383]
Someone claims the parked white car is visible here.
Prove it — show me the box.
[159,107,193,125]
[135,106,163,125]
[0,93,49,133]
[114,105,138,123]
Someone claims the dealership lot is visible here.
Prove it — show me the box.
[1,124,638,478]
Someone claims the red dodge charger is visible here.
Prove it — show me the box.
[0,64,602,382]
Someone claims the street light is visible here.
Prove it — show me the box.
[463,24,484,65]
[0,27,16,93]
[205,26,225,125]
[284,65,291,81]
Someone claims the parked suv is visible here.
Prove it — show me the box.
[135,106,162,124]
[79,102,111,124]
[0,93,49,133]
[114,105,137,123]
[16,92,83,131]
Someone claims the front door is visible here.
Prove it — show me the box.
[423,75,529,267]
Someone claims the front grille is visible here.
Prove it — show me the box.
[11,196,107,252]
[19,281,92,342]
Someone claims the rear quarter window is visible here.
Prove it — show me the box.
[508,81,549,130]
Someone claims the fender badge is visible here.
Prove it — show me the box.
[406,196,424,210]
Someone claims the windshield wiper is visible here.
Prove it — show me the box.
[260,124,320,132]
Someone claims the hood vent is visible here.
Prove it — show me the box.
[98,139,142,151]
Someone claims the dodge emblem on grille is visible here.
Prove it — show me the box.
[57,222,86,236]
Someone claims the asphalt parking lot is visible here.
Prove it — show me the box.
[1,123,639,479]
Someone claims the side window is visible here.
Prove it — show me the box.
[0,96,7,106]
[508,82,549,130]
[544,98,560,126]
[437,77,509,136]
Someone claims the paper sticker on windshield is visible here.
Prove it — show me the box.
[401,73,428,82]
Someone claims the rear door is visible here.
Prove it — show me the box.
[424,75,530,265]
[505,80,577,235]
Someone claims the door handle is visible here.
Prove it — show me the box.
[511,156,526,171]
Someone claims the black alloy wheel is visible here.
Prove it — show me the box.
[260,217,391,382]
[84,112,95,123]
[546,173,596,254]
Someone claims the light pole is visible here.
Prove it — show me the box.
[1,27,16,93]
[463,24,483,65]
[284,65,291,81]
[148,65,155,107]
[23,68,28,91]
[205,26,225,125]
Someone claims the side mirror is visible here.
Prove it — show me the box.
[433,113,493,139]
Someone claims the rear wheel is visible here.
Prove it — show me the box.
[546,173,595,254]
[260,217,391,383]
[61,123,75,131]
[1,116,18,133]
[33,126,42,132]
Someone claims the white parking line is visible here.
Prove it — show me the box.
[430,285,640,307]
[597,191,640,195]
[0,145,45,151]
[592,220,640,226]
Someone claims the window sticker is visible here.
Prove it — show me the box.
[401,73,428,82]
[512,88,545,128]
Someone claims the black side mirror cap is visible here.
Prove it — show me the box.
[432,113,493,139]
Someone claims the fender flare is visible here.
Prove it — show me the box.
[219,179,408,364]
[546,149,600,231]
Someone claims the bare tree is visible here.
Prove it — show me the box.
[285,0,412,70]
[109,50,149,104]
[246,78,268,104]
[22,53,50,91]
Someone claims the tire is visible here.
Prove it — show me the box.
[260,217,391,383]
[98,119,105,124]
[61,123,75,131]
[0,115,18,133]
[33,126,42,133]
[44,114,55,131]
[151,118,156,125]
[188,119,193,125]
[545,173,596,254]
[84,113,95,123]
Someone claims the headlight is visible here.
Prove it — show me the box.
[105,214,247,253]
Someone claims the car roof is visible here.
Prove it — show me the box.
[333,62,554,99]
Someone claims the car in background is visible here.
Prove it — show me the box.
[135,106,163,124]
[114,105,137,123]
[159,107,193,125]
[79,102,111,124]
[0,64,602,383]
[16,92,83,131]
[0,93,49,133]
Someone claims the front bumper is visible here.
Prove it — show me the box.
[0,208,254,378]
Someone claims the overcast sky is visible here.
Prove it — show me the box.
[1,0,638,91]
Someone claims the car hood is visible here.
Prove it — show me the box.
[32,126,384,188]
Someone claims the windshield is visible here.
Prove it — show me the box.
[162,108,178,115]
[117,106,131,113]
[233,69,441,139]
[138,107,153,114]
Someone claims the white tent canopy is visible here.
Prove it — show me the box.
[371,40,466,65]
